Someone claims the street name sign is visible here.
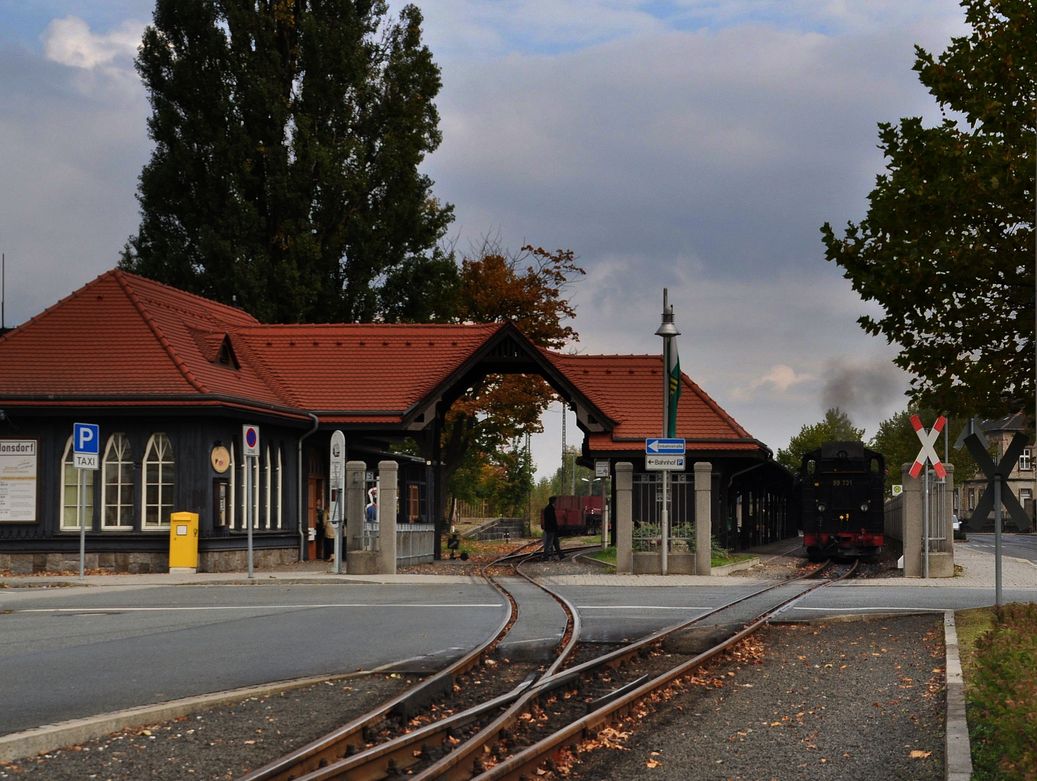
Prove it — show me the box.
[646,455,685,471]
[645,438,685,455]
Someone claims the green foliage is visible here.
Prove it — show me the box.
[122,0,453,324]
[870,409,983,494]
[967,603,1037,780]
[822,0,1036,421]
[776,408,865,471]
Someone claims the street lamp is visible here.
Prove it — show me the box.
[656,289,680,576]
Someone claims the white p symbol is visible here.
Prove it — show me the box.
[76,425,95,451]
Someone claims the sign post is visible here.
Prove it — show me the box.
[330,430,346,574]
[73,423,100,579]
[958,420,1030,609]
[242,424,260,579]
[910,415,946,579]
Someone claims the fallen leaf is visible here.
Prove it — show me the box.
[910,750,932,759]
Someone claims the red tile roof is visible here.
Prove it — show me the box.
[544,352,763,454]
[0,270,504,423]
[0,271,763,454]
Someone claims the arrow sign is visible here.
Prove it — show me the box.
[646,438,685,455]
[910,414,946,479]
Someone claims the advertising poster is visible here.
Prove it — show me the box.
[0,440,38,522]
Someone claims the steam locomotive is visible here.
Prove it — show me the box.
[798,441,885,561]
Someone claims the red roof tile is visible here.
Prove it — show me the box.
[544,352,762,454]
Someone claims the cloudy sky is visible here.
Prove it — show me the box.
[0,1,969,479]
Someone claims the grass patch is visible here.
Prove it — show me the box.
[713,552,754,568]
[960,603,1037,781]
[590,546,616,566]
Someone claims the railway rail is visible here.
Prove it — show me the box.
[239,552,856,781]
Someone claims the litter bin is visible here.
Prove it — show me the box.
[169,511,200,573]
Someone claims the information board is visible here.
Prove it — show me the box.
[0,439,38,522]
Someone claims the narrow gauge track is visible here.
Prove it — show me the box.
[237,542,580,781]
[471,559,860,781]
[263,556,855,780]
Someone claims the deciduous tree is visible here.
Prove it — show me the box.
[776,408,865,472]
[821,0,1035,421]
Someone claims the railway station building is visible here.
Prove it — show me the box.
[0,270,793,573]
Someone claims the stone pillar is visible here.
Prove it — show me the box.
[346,461,366,550]
[345,460,374,574]
[901,463,922,577]
[930,464,955,577]
[694,462,712,575]
[615,462,633,574]
[377,460,398,575]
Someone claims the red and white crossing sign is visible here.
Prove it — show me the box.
[910,414,947,479]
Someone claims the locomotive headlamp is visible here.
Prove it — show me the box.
[860,501,870,511]
[816,502,826,512]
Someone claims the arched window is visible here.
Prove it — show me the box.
[142,433,175,529]
[275,445,283,529]
[60,436,94,531]
[102,433,134,529]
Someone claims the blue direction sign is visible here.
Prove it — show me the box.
[73,422,100,470]
[645,437,686,455]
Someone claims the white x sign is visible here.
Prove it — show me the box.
[910,414,946,479]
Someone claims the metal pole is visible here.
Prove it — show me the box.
[78,468,85,579]
[923,463,930,578]
[994,475,1003,609]
[246,457,254,579]
[333,490,343,574]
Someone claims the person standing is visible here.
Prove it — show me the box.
[541,496,563,561]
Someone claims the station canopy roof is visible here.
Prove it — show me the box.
[0,270,770,457]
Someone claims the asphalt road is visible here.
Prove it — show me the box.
[0,582,503,736]
[962,532,1037,563]
[3,574,1036,737]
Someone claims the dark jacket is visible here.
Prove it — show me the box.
[542,502,558,532]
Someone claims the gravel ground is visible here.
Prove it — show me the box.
[0,675,411,781]
[565,615,946,781]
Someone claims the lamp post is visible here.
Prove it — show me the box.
[656,289,680,575]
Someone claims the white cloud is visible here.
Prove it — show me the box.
[733,364,815,401]
[42,16,143,70]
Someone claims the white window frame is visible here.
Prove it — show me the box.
[275,445,283,529]
[101,433,134,530]
[1019,448,1032,471]
[142,433,175,529]
[229,442,237,529]
[60,436,94,531]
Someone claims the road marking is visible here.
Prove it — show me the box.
[794,606,945,613]
[577,605,709,610]
[15,603,503,613]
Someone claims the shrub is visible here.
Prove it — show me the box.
[967,603,1037,781]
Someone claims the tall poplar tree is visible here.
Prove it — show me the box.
[121,0,453,323]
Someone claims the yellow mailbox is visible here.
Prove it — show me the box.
[168,511,200,572]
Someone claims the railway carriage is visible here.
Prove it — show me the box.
[799,441,885,561]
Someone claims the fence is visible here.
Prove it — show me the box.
[355,521,435,565]
[631,473,695,553]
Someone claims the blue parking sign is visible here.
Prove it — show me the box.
[73,423,100,470]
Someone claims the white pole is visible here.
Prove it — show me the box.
[923,463,930,578]
[246,457,254,579]
[78,468,85,579]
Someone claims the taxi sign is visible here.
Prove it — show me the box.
[73,422,99,470]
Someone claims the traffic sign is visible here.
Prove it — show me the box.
[909,415,946,479]
[330,430,345,490]
[242,424,260,458]
[594,460,609,478]
[73,422,99,470]
[646,438,685,455]
[646,455,685,471]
